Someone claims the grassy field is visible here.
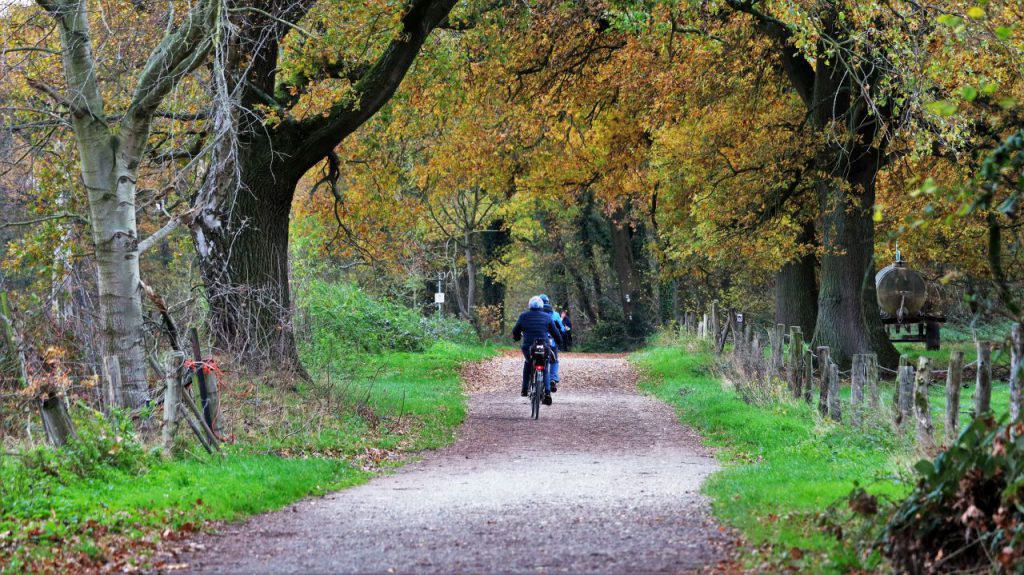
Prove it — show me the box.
[0,341,494,573]
[634,337,1011,572]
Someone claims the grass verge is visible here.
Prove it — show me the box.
[633,340,1009,573]
[1,341,494,574]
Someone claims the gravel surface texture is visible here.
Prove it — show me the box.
[180,353,728,574]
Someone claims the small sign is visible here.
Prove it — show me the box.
[736,313,744,323]
[434,292,445,304]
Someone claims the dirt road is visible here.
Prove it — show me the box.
[182,353,728,574]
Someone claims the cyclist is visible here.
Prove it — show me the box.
[539,294,565,391]
[512,296,563,404]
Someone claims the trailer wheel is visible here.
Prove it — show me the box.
[925,321,941,350]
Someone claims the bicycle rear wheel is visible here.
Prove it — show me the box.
[531,370,543,419]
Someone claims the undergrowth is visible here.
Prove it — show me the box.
[1,280,493,574]
[634,335,1012,573]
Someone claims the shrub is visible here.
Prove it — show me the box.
[580,319,629,352]
[873,416,1024,574]
[297,280,478,363]
[1,403,151,520]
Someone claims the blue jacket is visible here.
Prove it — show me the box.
[512,309,563,349]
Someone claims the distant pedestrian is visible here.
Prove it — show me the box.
[561,311,573,351]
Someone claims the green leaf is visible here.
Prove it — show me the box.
[998,97,1018,109]
[926,100,959,117]
[995,26,1013,40]
[937,14,964,27]
[961,85,979,102]
[967,6,985,19]
[915,459,936,477]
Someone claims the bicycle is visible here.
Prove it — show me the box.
[527,338,549,420]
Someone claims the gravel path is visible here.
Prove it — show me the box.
[181,353,728,574]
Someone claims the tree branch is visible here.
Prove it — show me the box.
[293,0,459,165]
[137,215,183,254]
[0,212,89,230]
[120,0,219,164]
[723,0,815,108]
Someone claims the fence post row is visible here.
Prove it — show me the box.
[691,309,1020,448]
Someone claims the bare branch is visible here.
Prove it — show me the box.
[0,212,89,230]
[138,215,184,254]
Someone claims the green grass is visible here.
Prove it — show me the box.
[1,340,495,573]
[634,339,1010,572]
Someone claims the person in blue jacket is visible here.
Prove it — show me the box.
[512,296,563,403]
[539,294,565,390]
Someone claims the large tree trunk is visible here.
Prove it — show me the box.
[775,222,818,335]
[610,209,639,324]
[812,153,899,368]
[193,139,304,370]
[188,0,457,372]
[480,220,508,330]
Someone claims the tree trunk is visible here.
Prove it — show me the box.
[610,206,641,335]
[192,140,304,371]
[812,153,899,369]
[775,222,818,335]
[462,231,476,321]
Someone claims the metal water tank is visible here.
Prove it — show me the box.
[875,258,927,322]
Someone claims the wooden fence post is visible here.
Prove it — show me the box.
[769,324,784,374]
[817,347,830,417]
[162,351,185,458]
[866,353,880,411]
[189,328,215,428]
[1010,323,1023,422]
[892,355,905,416]
[851,354,865,426]
[829,361,842,422]
[788,326,803,398]
[710,303,719,347]
[803,349,814,403]
[102,355,123,413]
[914,356,936,450]
[975,341,992,417]
[895,356,914,428]
[945,350,964,445]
